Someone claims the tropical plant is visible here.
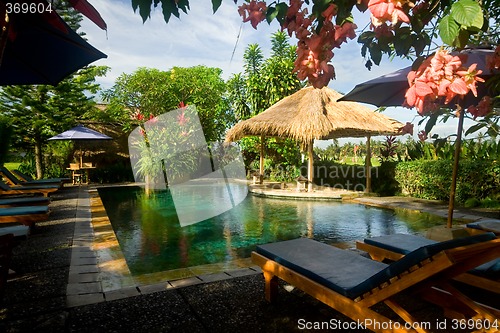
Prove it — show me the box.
[227,32,305,171]
[0,115,12,166]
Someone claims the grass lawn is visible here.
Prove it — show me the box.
[338,157,381,167]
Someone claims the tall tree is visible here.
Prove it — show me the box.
[228,31,304,120]
[101,65,231,143]
[227,31,305,168]
[0,2,108,178]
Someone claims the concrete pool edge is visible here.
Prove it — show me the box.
[66,186,262,308]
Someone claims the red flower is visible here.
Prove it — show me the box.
[177,111,188,126]
[487,44,500,70]
[417,130,427,141]
[467,96,493,119]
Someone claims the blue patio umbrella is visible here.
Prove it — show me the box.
[0,0,107,86]
[48,125,112,167]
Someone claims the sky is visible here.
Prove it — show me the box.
[79,0,473,146]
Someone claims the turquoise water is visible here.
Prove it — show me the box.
[98,185,446,275]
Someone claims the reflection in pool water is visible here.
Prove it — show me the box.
[98,185,445,275]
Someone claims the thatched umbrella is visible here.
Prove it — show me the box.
[225,86,405,191]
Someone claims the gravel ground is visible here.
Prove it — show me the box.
[0,187,496,333]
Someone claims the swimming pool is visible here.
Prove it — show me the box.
[98,185,446,275]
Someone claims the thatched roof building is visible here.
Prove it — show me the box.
[225,86,404,147]
[225,86,406,192]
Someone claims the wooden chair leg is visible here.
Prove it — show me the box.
[263,271,278,302]
[385,298,429,333]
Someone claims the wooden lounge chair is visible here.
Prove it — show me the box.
[0,196,50,208]
[252,234,500,333]
[10,169,70,187]
[466,220,500,236]
[0,179,58,197]
[0,167,63,189]
[0,206,50,227]
[356,233,500,294]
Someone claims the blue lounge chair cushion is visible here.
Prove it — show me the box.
[257,233,497,300]
[470,259,500,280]
[12,170,69,183]
[0,179,57,190]
[0,197,50,206]
[256,238,389,299]
[466,220,500,234]
[365,234,435,255]
[364,233,500,280]
[0,206,49,216]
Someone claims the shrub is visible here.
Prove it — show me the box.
[0,115,13,166]
[395,160,500,204]
[311,160,368,191]
[464,198,480,208]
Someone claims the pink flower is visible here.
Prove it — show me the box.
[238,1,267,29]
[399,122,414,135]
[404,49,485,115]
[368,0,412,27]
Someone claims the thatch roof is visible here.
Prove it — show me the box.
[225,86,404,145]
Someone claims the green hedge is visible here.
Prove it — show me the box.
[309,160,399,195]
[395,160,500,203]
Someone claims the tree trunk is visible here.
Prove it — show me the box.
[34,139,43,179]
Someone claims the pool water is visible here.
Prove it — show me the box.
[98,185,446,275]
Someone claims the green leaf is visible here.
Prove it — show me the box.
[450,0,483,29]
[425,113,439,134]
[212,0,222,13]
[456,29,470,48]
[465,123,485,136]
[369,43,382,65]
[134,0,153,23]
[274,2,288,26]
[266,7,278,23]
[177,0,190,14]
[438,15,460,45]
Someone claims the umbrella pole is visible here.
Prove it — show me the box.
[365,135,372,193]
[259,135,264,184]
[308,142,313,192]
[447,106,465,228]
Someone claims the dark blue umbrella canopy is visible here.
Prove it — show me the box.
[0,1,107,86]
[48,125,111,141]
